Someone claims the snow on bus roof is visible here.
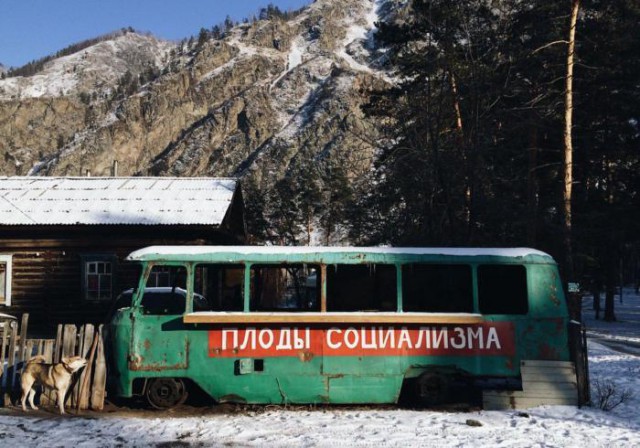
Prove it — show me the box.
[127,246,552,260]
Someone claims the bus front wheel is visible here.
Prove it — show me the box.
[145,378,188,409]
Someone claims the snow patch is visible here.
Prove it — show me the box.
[288,38,303,70]
[0,33,173,100]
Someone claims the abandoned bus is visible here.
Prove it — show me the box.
[107,246,578,409]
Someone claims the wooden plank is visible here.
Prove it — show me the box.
[61,325,77,359]
[71,325,85,407]
[521,370,577,383]
[43,340,54,362]
[521,360,577,369]
[6,321,18,390]
[0,319,8,388]
[61,325,77,408]
[24,340,34,362]
[523,382,577,393]
[91,325,107,411]
[183,312,485,324]
[40,340,55,406]
[485,388,577,400]
[77,324,95,410]
[483,394,577,410]
[16,314,29,381]
[54,324,63,363]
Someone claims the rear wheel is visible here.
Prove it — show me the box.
[145,378,188,409]
[416,372,450,407]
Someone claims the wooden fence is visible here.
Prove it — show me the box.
[0,314,107,411]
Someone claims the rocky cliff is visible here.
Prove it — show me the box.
[0,0,396,242]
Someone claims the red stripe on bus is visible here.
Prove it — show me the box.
[208,323,515,358]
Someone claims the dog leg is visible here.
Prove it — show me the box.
[20,377,35,412]
[57,387,67,415]
[28,388,38,410]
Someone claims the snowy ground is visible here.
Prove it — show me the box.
[1,291,639,447]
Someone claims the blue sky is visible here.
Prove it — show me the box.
[0,0,311,68]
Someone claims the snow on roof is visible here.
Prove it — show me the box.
[0,177,238,226]
[128,245,552,261]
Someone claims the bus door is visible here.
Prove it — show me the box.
[129,265,189,372]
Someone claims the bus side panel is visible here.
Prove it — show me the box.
[188,328,329,404]
[523,263,571,362]
[528,264,567,318]
[516,318,571,362]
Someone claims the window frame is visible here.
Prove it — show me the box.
[0,254,13,306]
[80,254,117,302]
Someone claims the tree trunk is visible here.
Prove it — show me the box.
[527,124,539,246]
[604,257,617,322]
[562,0,580,280]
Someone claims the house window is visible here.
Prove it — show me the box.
[0,255,12,306]
[86,261,112,301]
[146,265,187,288]
[81,254,117,301]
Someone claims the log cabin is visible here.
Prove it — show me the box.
[0,177,245,332]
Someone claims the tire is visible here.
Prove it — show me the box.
[416,372,450,407]
[145,378,188,409]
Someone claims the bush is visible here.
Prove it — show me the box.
[592,378,633,411]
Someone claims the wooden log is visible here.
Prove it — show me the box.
[90,325,107,410]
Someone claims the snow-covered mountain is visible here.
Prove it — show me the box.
[0,32,173,100]
[0,0,399,242]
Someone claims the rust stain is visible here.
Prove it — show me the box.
[129,339,189,371]
[143,339,151,350]
[537,343,560,360]
[505,358,514,370]
[129,358,188,371]
[298,351,314,362]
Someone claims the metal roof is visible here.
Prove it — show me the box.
[0,177,238,226]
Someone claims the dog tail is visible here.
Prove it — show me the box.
[26,355,47,364]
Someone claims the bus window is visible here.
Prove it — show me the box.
[402,264,473,312]
[142,265,188,315]
[146,265,187,289]
[478,265,528,314]
[326,265,396,312]
[250,264,320,311]
[195,264,244,311]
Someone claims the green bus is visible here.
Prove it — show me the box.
[107,246,579,409]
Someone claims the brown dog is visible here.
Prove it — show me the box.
[20,355,87,414]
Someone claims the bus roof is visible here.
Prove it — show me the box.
[127,246,555,264]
